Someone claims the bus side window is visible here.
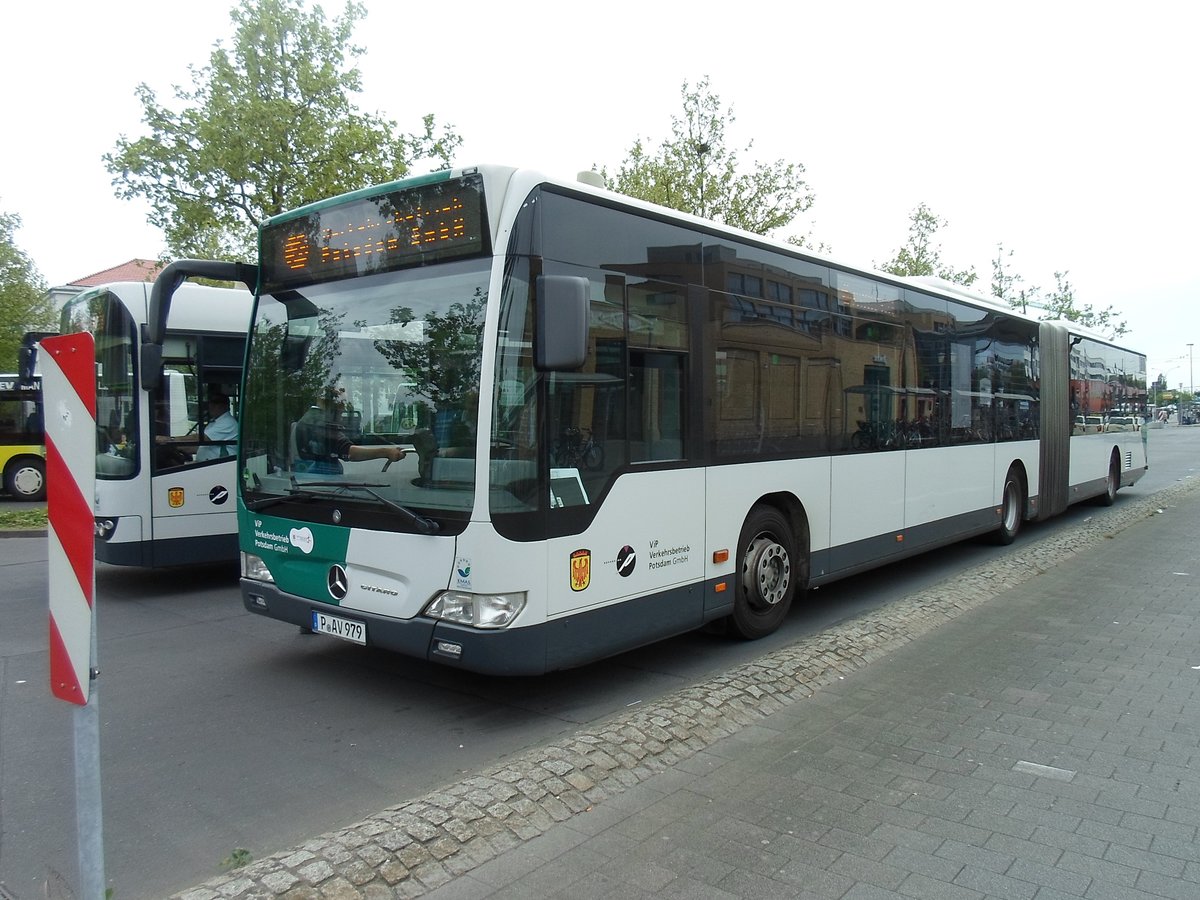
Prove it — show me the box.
[630,351,685,462]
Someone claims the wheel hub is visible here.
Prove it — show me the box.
[743,536,790,608]
[11,465,44,497]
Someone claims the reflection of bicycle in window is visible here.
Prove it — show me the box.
[553,426,604,470]
[850,419,901,451]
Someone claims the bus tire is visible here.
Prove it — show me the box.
[992,467,1024,545]
[730,505,796,640]
[1097,452,1119,506]
[5,457,46,502]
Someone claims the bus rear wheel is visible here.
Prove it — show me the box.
[1097,453,1119,506]
[5,458,46,502]
[730,506,796,639]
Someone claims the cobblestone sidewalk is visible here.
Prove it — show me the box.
[176,477,1199,900]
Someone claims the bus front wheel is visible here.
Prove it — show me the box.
[5,457,46,502]
[730,506,796,640]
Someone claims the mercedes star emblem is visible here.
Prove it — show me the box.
[327,564,349,600]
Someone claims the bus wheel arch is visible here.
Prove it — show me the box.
[729,495,808,640]
[4,455,46,502]
[992,463,1027,546]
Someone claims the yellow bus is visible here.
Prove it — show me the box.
[0,373,45,501]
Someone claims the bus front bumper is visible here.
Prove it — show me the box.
[240,579,548,675]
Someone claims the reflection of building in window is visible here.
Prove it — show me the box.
[523,190,1139,496]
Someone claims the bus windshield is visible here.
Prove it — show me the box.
[240,258,490,529]
[62,290,140,478]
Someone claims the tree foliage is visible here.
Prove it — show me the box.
[990,243,1030,308]
[375,292,486,409]
[606,77,815,238]
[991,243,1127,338]
[877,202,977,287]
[241,306,345,464]
[0,210,55,371]
[105,0,462,261]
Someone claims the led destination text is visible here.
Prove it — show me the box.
[259,176,487,292]
[282,198,469,271]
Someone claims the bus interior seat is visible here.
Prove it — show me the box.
[409,429,436,483]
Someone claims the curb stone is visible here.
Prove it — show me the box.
[174,476,1199,899]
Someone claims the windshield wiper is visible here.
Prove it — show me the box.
[269,479,440,535]
[244,489,324,512]
[340,483,441,535]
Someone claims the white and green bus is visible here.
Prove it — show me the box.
[153,165,1147,673]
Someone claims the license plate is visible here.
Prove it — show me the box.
[311,610,366,645]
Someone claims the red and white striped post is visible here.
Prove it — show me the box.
[42,332,106,897]
[44,332,97,704]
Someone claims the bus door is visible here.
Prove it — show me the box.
[541,275,705,628]
[148,332,245,550]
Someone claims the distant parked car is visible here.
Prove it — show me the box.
[1104,416,1140,432]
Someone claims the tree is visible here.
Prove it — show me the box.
[1042,270,1128,338]
[606,77,815,238]
[105,0,462,261]
[990,242,1036,310]
[877,202,977,287]
[0,210,55,371]
[240,307,345,463]
[991,244,1128,339]
[374,291,486,411]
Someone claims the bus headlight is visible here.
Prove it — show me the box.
[241,552,275,583]
[424,591,526,629]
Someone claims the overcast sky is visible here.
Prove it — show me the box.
[1,0,1196,381]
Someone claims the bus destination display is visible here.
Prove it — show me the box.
[262,177,487,291]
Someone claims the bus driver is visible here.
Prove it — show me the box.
[294,389,406,474]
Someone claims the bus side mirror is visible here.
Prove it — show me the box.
[17,331,56,385]
[18,345,35,383]
[140,344,163,391]
[142,258,259,390]
[535,275,589,371]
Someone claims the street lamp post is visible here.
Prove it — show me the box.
[1189,343,1194,399]
[1152,358,1187,417]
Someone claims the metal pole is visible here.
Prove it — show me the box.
[43,332,106,898]
[74,616,105,900]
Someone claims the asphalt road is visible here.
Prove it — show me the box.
[1,426,1196,900]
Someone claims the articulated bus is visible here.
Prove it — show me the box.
[152,165,1147,673]
[54,280,254,566]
